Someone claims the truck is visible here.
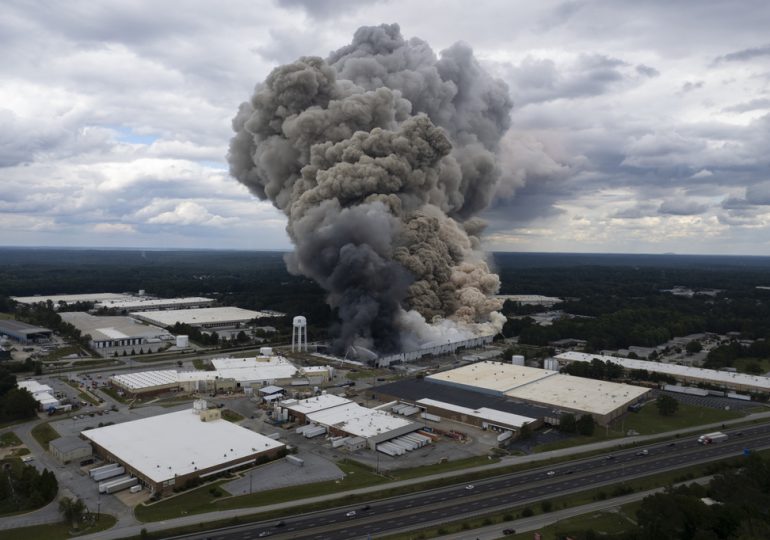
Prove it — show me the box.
[698,431,728,444]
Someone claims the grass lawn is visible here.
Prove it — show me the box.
[135,459,387,522]
[192,358,211,370]
[71,359,116,368]
[0,432,23,448]
[64,380,100,405]
[347,369,382,381]
[221,409,244,423]
[507,501,643,540]
[534,400,744,452]
[0,514,117,540]
[0,312,14,320]
[31,422,60,450]
[100,385,128,403]
[388,455,499,480]
[620,400,743,435]
[733,356,770,375]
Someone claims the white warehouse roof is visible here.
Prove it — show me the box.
[18,380,54,395]
[416,398,535,429]
[12,293,136,305]
[505,374,651,416]
[96,297,214,310]
[211,356,297,383]
[427,361,557,394]
[131,307,277,327]
[302,399,416,439]
[555,351,770,393]
[81,408,284,484]
[284,393,350,416]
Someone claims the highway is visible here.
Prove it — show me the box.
[171,423,770,540]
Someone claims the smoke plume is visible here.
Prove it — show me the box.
[229,23,512,353]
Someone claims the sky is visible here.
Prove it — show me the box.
[1,0,769,255]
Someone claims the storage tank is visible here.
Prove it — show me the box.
[511,355,525,366]
[260,346,273,356]
[544,358,560,371]
[176,335,189,348]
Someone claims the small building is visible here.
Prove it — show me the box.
[50,436,92,464]
[0,320,53,344]
[17,380,60,411]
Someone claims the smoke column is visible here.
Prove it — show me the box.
[229,24,512,353]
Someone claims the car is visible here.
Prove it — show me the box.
[736,432,744,437]
[667,442,676,447]
[565,470,574,475]
[603,455,615,460]
[502,529,516,535]
[546,471,556,476]
[636,449,649,456]
[346,510,356,517]
[258,532,270,538]
[360,505,371,511]
[275,521,285,527]
[465,484,475,490]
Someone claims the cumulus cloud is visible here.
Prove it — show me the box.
[658,199,708,216]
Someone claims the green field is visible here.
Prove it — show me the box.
[221,409,244,422]
[0,432,23,448]
[0,514,116,540]
[30,422,60,450]
[135,459,387,522]
[535,399,744,452]
[0,312,14,320]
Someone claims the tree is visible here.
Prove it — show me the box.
[559,413,577,433]
[2,388,39,421]
[656,394,679,416]
[686,340,703,354]
[576,414,595,436]
[59,497,86,529]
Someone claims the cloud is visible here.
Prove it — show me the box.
[690,169,713,179]
[635,64,659,78]
[144,201,237,227]
[714,44,770,63]
[746,182,770,205]
[92,223,136,234]
[658,199,708,216]
[722,98,770,113]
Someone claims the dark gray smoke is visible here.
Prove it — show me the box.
[229,23,512,353]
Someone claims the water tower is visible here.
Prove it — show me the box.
[292,316,307,352]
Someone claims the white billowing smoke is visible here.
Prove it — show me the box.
[229,24,513,353]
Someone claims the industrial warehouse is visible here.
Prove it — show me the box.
[59,312,173,356]
[11,292,137,306]
[95,296,215,312]
[554,351,770,394]
[109,370,238,397]
[81,401,285,495]
[0,319,52,344]
[281,394,420,450]
[426,361,650,425]
[109,355,334,397]
[130,306,281,329]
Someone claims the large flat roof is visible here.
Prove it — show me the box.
[505,374,650,415]
[60,312,170,341]
[427,361,557,393]
[284,394,351,415]
[12,293,135,305]
[416,398,535,428]
[130,307,277,327]
[304,400,415,439]
[555,351,770,392]
[0,319,52,335]
[81,408,284,483]
[96,297,214,310]
[374,378,553,419]
[110,370,180,391]
[211,356,297,383]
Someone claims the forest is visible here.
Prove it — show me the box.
[1,248,770,355]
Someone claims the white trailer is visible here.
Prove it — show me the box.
[89,463,119,478]
[304,425,327,438]
[697,431,728,444]
[99,475,130,493]
[376,443,398,456]
[420,412,441,423]
[92,466,125,482]
[105,476,138,494]
[129,484,143,493]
